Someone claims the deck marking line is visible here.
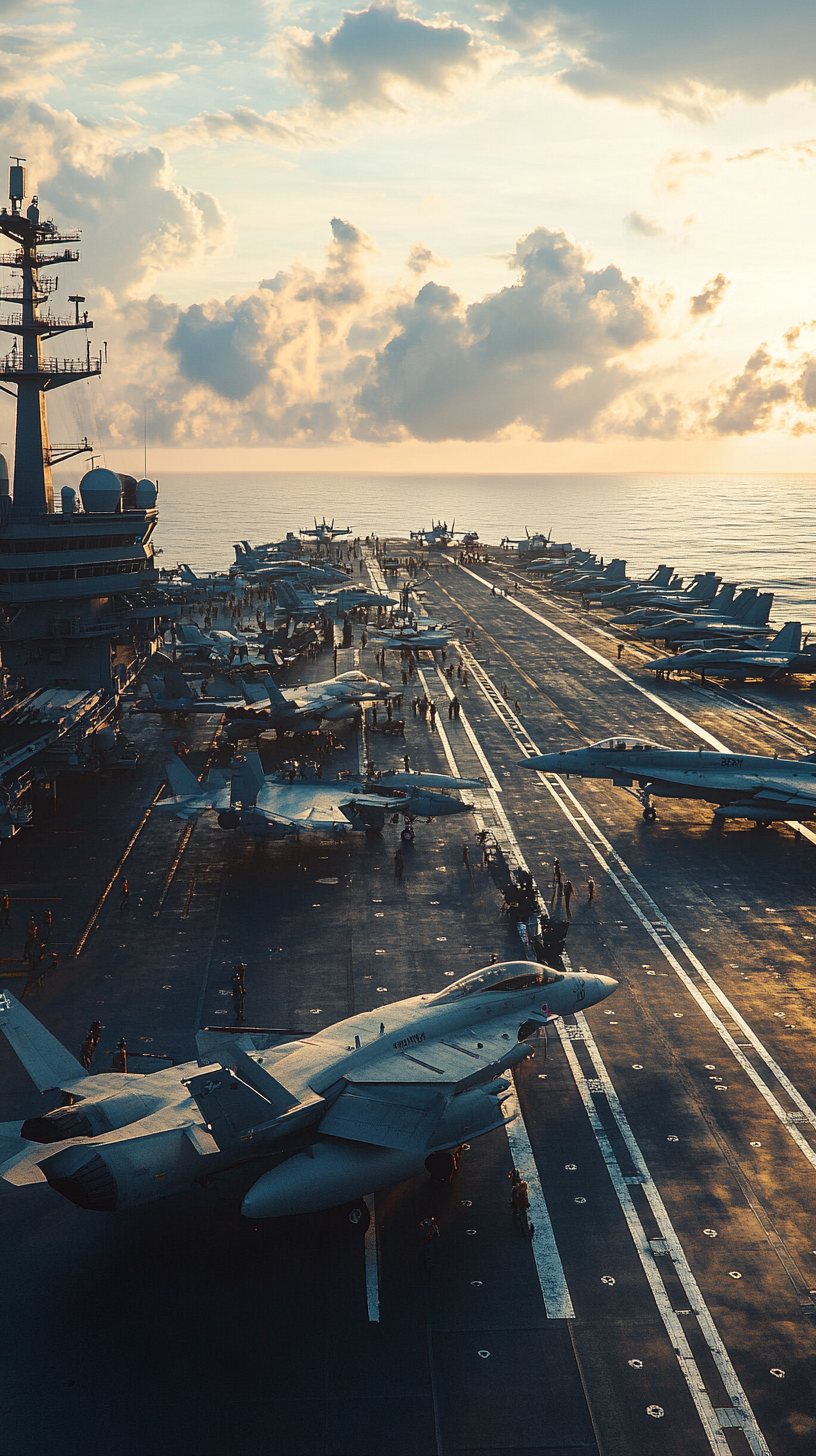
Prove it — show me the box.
[415,668,573,1318]
[557,1023,733,1455]
[363,1194,380,1323]
[458,641,816,1166]
[447,564,816,847]
[503,1076,575,1318]
[70,783,166,958]
[571,1008,772,1456]
[549,771,816,1137]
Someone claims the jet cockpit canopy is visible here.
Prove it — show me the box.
[591,736,667,752]
[429,961,562,1003]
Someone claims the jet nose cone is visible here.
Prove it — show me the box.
[596,975,618,1000]
[521,752,558,769]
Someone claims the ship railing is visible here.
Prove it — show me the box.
[0,313,86,330]
[0,354,102,376]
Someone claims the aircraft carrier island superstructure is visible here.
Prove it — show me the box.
[0,162,165,834]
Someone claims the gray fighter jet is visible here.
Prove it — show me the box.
[134,667,245,716]
[608,581,738,626]
[300,517,352,543]
[159,754,480,835]
[645,623,816,681]
[527,549,597,575]
[368,622,453,651]
[604,570,719,611]
[221,669,391,740]
[587,564,678,599]
[522,735,816,826]
[410,520,458,547]
[273,579,397,619]
[554,559,628,593]
[0,962,617,1216]
[635,593,774,643]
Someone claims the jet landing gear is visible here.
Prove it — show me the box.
[339,1199,370,1234]
[634,786,657,822]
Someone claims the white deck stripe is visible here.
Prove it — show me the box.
[571,1013,769,1456]
[503,1077,575,1318]
[363,1195,380,1322]
[453,562,816,846]
[414,667,574,1320]
[569,1009,772,1456]
[457,642,816,1165]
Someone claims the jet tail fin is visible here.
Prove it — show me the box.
[769,621,801,652]
[744,592,774,626]
[163,667,194,700]
[165,755,202,797]
[231,751,265,807]
[0,991,88,1093]
[274,580,306,613]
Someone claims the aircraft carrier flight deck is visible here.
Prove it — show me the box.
[2,530,815,1456]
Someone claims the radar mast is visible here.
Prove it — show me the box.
[0,158,100,513]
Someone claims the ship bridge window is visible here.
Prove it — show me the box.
[0,533,141,556]
[591,736,665,752]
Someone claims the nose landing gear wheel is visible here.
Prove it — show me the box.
[341,1200,371,1234]
[642,807,657,822]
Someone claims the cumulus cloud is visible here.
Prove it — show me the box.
[488,0,816,116]
[162,104,313,150]
[356,227,658,439]
[0,100,228,294]
[689,272,729,317]
[279,3,489,114]
[0,7,90,96]
[406,242,447,274]
[623,210,663,237]
[702,329,816,434]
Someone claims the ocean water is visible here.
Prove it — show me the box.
[153,473,816,630]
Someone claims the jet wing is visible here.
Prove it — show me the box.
[0,990,88,1093]
[347,1022,534,1088]
[637,765,816,812]
[318,1083,448,1153]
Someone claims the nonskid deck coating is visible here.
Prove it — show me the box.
[1,546,814,1456]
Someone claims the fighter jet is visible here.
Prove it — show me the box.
[605,571,719,611]
[221,669,391,740]
[160,753,483,835]
[503,529,571,555]
[595,565,683,604]
[645,623,816,681]
[273,578,398,619]
[368,623,453,652]
[0,962,617,1216]
[522,735,816,826]
[300,517,352,544]
[134,667,245,716]
[608,582,738,626]
[553,559,628,593]
[410,520,458,547]
[527,549,597,575]
[636,593,774,643]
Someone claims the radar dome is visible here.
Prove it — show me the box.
[61,486,80,515]
[79,467,121,513]
[135,478,158,509]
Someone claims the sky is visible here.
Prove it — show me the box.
[1,0,816,473]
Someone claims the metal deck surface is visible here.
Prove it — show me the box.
[1,552,814,1455]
